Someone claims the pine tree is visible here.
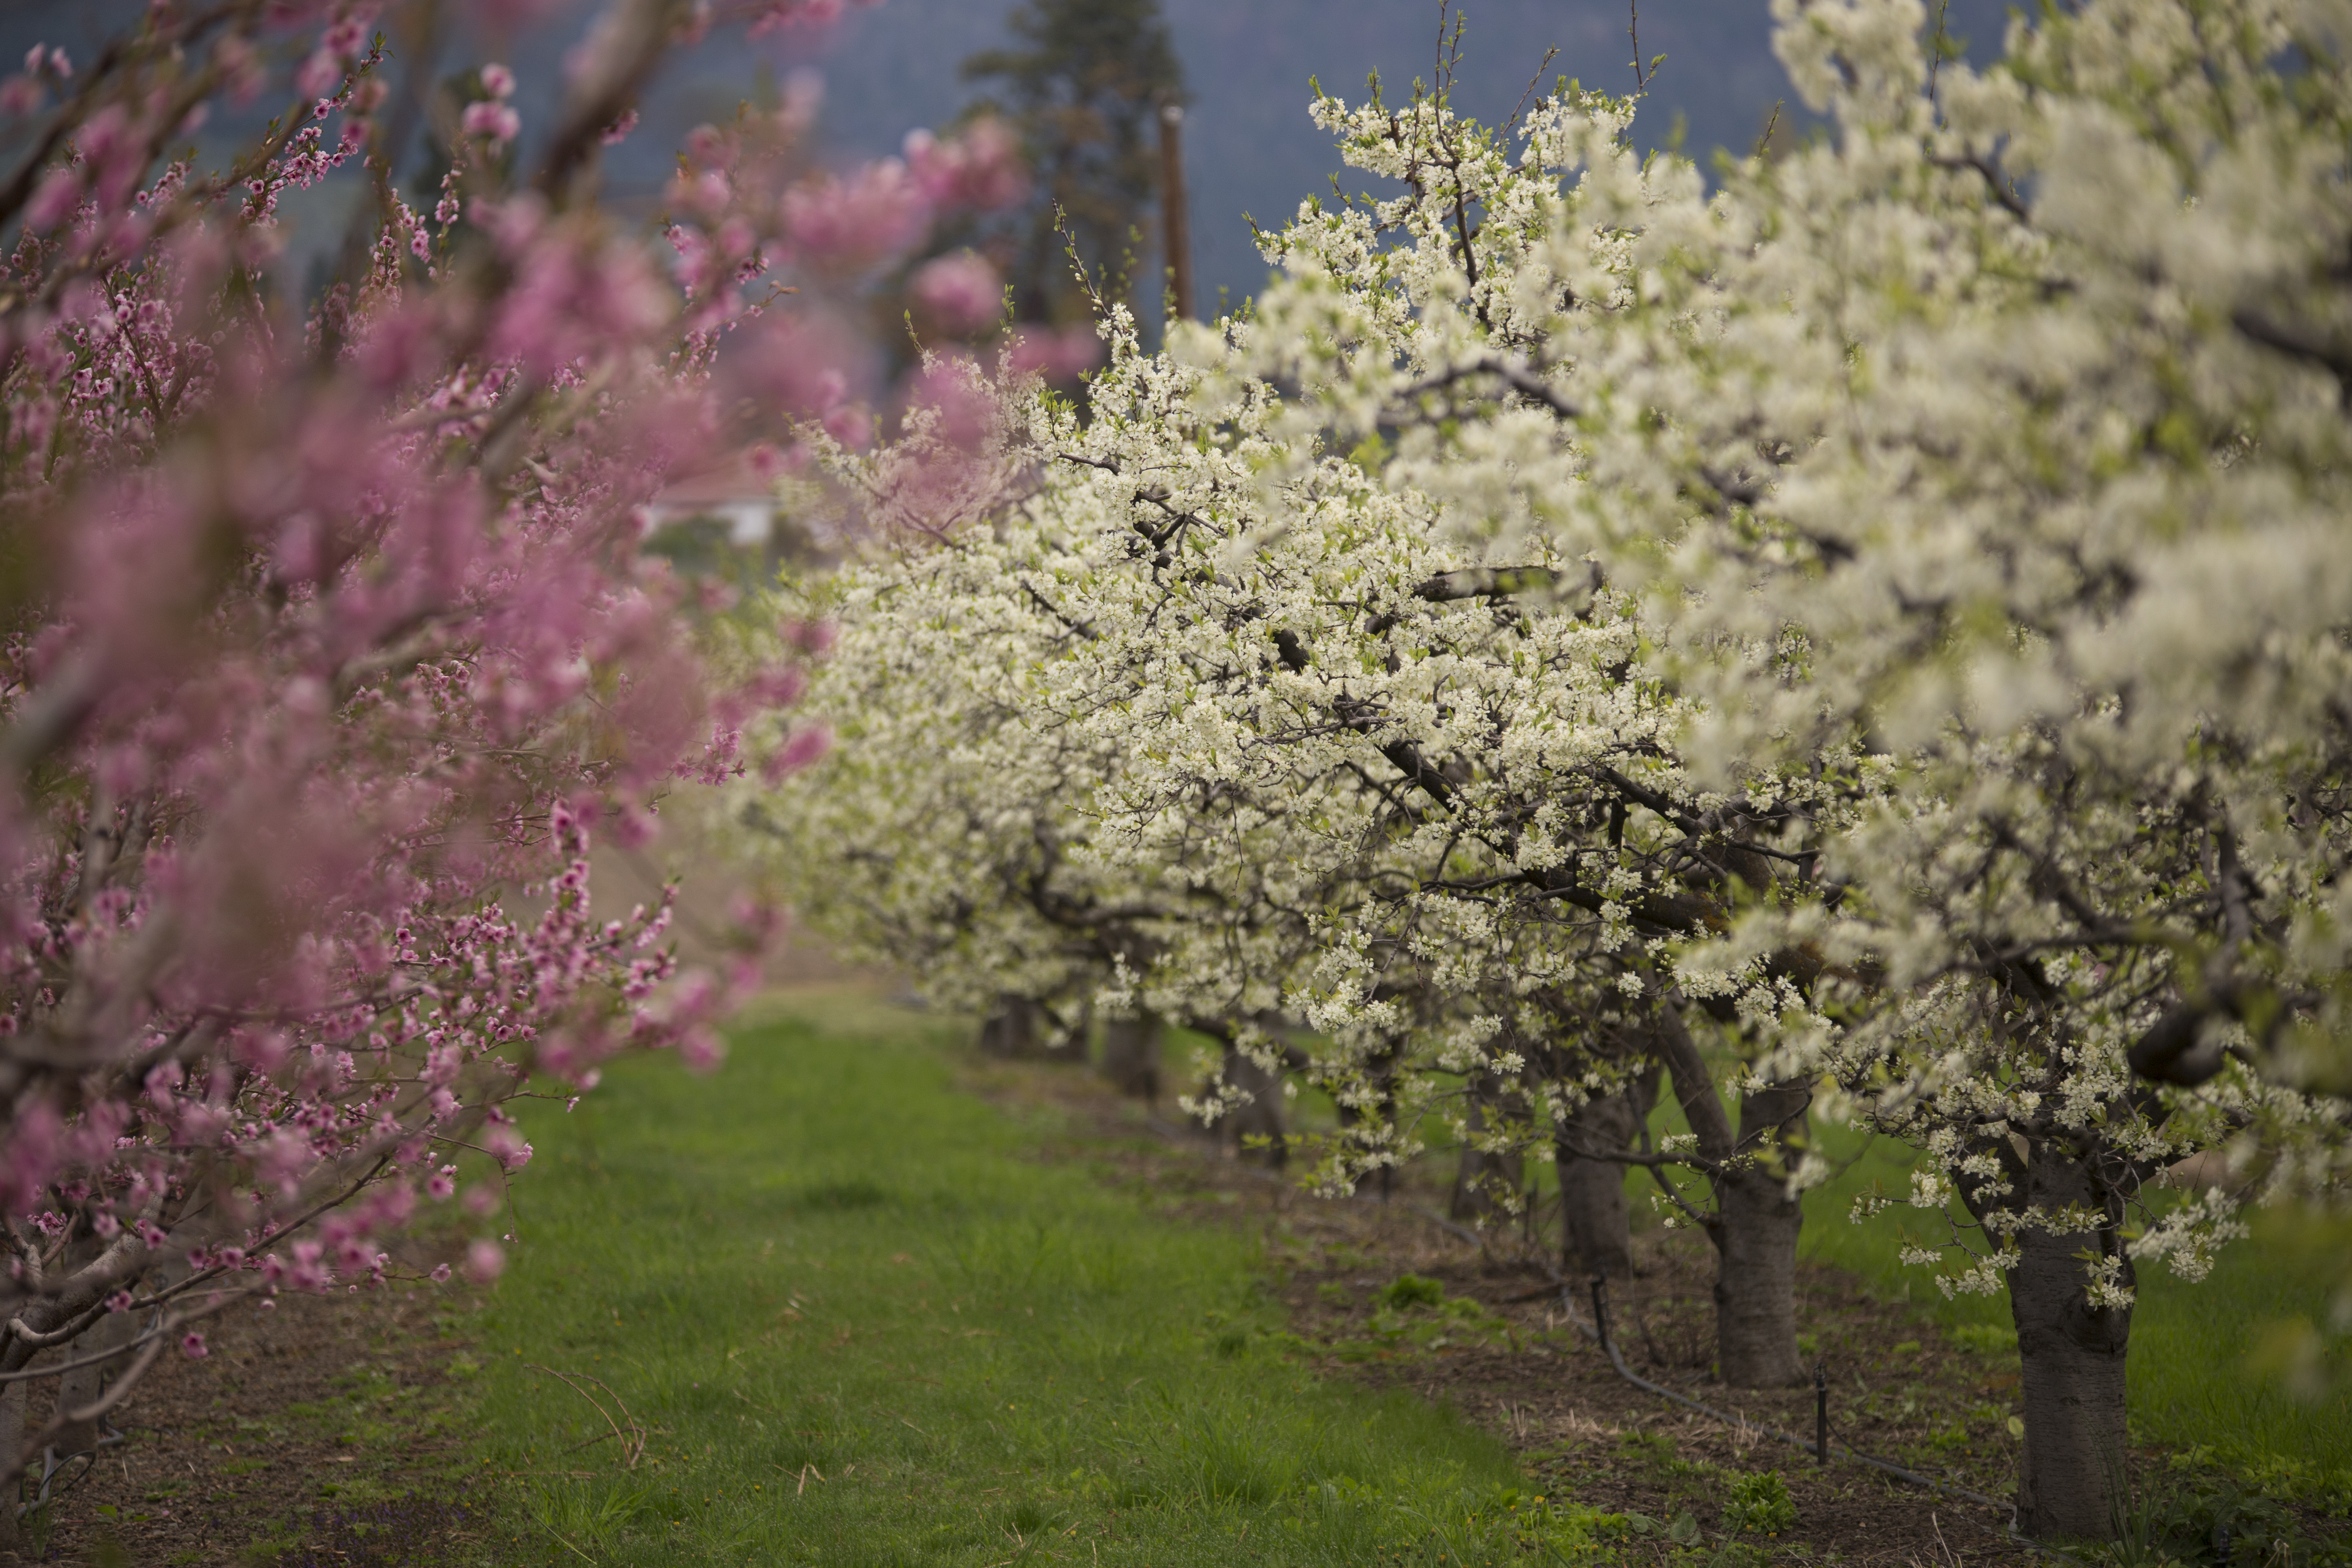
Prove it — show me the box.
[961,0,1184,325]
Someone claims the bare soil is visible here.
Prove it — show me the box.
[6,1236,493,1568]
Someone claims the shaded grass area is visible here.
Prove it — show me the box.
[469,993,1609,1565]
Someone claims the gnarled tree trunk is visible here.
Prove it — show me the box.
[1219,1040,1289,1166]
[1556,1066,1660,1280]
[1451,1073,1526,1223]
[1038,996,1089,1065]
[1099,1013,1161,1099]
[0,1377,21,1553]
[2004,1139,2134,1540]
[1654,1005,1811,1388]
[50,1302,140,1461]
[976,995,1041,1059]
[1711,1088,1808,1389]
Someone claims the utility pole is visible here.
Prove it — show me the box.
[1157,97,1194,323]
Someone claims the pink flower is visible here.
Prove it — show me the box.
[765,723,833,781]
[905,119,1026,211]
[181,1332,208,1359]
[429,1262,453,1283]
[480,64,517,100]
[902,357,995,446]
[465,1239,506,1283]
[1009,324,1103,382]
[910,252,1002,335]
[678,1025,725,1073]
[24,165,79,231]
[725,310,873,418]
[484,1122,532,1171]
[822,405,873,450]
[747,665,807,707]
[462,102,521,145]
[295,49,343,99]
[783,160,929,270]
[747,0,882,36]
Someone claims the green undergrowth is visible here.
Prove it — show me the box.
[463,991,1619,1566]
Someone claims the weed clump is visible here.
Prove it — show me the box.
[1722,1470,1796,1535]
[1382,1274,1445,1309]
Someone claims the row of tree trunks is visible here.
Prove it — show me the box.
[1563,1011,2136,1534]
[983,990,2132,1538]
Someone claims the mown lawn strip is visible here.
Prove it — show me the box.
[469,995,1607,1567]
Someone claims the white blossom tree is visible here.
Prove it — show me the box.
[725,0,2352,1533]
[1220,0,2352,1537]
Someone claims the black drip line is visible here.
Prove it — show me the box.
[1560,1272,2095,1561]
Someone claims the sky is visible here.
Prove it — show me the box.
[3,0,2015,313]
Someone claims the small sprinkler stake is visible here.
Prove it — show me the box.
[1814,1361,1829,1466]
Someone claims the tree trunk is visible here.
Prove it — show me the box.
[1099,1013,1161,1099]
[50,1305,138,1461]
[2007,1142,2133,1540]
[1451,1074,1525,1222]
[1220,1041,1287,1167]
[0,1377,21,1554]
[1556,1068,1659,1280]
[976,995,1040,1059]
[1707,1085,1810,1387]
[1650,1007,1811,1388]
[1038,997,1089,1064]
[1334,1038,1403,1199]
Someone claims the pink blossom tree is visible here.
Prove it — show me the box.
[0,0,1016,1521]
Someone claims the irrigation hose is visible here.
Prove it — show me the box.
[1578,1274,2012,1516]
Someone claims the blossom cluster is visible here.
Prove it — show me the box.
[0,0,1017,1494]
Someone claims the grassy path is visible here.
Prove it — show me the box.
[469,995,1596,1566]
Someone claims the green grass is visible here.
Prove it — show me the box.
[464,992,1611,1566]
[1793,1125,2352,1502]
